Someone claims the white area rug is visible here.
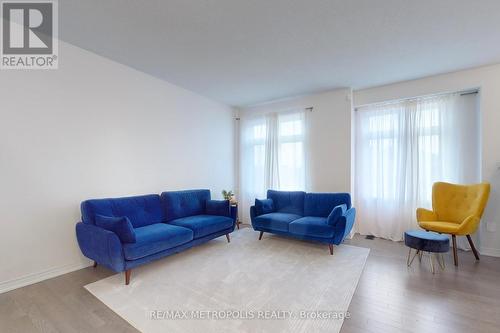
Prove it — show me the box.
[85,228,369,333]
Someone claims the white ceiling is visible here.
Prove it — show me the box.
[60,0,500,107]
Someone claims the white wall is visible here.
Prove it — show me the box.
[239,88,353,198]
[354,63,500,256]
[0,41,235,292]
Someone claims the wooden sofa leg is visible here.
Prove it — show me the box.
[226,233,230,243]
[452,235,458,266]
[125,269,131,285]
[329,244,334,255]
[466,235,480,260]
[93,261,97,268]
[258,231,264,240]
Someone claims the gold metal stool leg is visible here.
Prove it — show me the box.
[429,252,435,274]
[407,248,419,267]
[437,253,446,270]
[408,249,445,274]
[429,253,446,274]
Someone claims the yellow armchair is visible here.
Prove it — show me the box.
[416,182,490,266]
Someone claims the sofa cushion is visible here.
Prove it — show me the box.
[253,212,301,232]
[95,214,136,243]
[206,200,230,217]
[81,194,165,228]
[304,193,351,217]
[123,223,193,260]
[161,190,211,221]
[289,217,335,238]
[169,215,233,238]
[326,204,347,226]
[255,198,274,216]
[267,190,305,215]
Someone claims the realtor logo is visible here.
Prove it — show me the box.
[1,0,58,69]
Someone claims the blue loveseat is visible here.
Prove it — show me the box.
[250,190,356,254]
[76,189,236,284]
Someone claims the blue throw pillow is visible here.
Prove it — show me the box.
[255,198,274,216]
[95,214,136,243]
[326,204,347,226]
[206,199,230,217]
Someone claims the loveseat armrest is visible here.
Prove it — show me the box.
[76,222,125,272]
[332,207,356,245]
[250,205,257,224]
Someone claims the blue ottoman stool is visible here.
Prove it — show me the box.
[404,230,449,274]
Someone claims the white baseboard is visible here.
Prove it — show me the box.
[479,246,500,257]
[0,262,91,294]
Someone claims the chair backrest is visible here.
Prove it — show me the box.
[432,182,490,223]
[267,190,305,215]
[81,194,165,228]
[161,189,211,221]
[304,192,351,217]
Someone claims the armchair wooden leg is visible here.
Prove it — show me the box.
[258,231,264,240]
[226,233,230,243]
[328,244,334,255]
[452,235,458,266]
[93,261,97,268]
[125,269,131,285]
[466,235,480,261]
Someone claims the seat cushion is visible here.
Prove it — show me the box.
[123,223,193,260]
[253,212,302,232]
[418,221,461,234]
[289,216,335,238]
[404,230,449,253]
[169,215,233,239]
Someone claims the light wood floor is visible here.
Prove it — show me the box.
[1,228,500,333]
[342,235,500,333]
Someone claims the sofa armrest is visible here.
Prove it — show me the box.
[76,222,125,272]
[332,207,356,245]
[250,205,257,224]
[230,205,238,223]
[206,199,231,217]
[416,208,438,222]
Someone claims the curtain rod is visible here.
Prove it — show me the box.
[235,106,313,120]
[355,89,479,111]
[460,90,479,96]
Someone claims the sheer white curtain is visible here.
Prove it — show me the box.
[240,110,306,223]
[354,93,480,242]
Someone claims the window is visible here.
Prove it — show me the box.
[355,92,480,241]
[277,112,305,190]
[240,110,307,221]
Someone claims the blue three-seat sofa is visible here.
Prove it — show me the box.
[76,189,236,284]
